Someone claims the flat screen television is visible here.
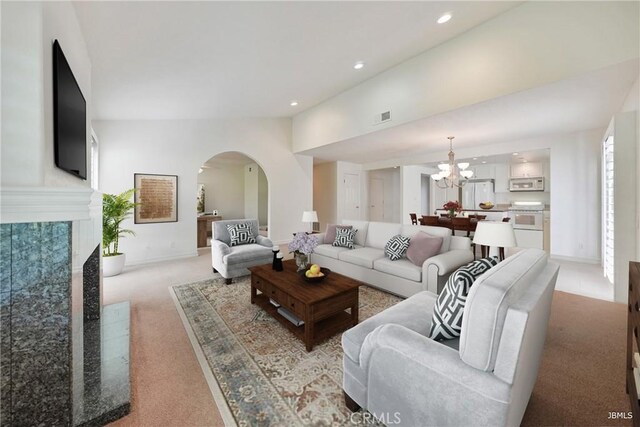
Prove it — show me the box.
[53,39,87,180]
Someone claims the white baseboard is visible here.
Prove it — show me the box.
[124,251,198,267]
[550,254,601,265]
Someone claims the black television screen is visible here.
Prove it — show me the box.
[53,40,87,180]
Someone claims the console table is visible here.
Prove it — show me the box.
[197,215,222,247]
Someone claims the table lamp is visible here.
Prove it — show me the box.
[302,211,318,233]
[473,221,517,261]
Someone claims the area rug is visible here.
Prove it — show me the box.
[170,275,401,426]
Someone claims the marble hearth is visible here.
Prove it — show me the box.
[0,188,130,426]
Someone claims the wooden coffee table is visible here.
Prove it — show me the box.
[249,259,362,351]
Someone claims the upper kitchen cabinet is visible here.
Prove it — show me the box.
[472,164,495,180]
[494,163,510,192]
[510,162,543,178]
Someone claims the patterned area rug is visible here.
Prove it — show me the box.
[170,275,401,426]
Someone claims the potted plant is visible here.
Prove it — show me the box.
[102,189,138,277]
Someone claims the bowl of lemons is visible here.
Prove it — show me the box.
[301,264,330,283]
[479,201,495,210]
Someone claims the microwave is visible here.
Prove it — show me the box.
[509,177,544,192]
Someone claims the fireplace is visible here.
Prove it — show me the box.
[0,188,130,426]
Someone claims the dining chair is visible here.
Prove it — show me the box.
[409,213,418,225]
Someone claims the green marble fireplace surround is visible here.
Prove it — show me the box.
[0,188,130,426]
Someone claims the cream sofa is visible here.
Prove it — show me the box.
[310,220,473,297]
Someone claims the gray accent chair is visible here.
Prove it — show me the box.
[342,248,559,426]
[210,219,273,284]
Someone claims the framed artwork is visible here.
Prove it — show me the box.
[134,173,178,223]
[197,184,205,214]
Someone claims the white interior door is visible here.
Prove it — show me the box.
[344,173,361,220]
[370,178,384,221]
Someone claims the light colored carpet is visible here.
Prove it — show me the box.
[170,275,401,426]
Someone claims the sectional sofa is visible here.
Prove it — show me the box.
[310,220,474,297]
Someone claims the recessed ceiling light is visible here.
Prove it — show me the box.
[482,161,487,164]
[512,152,519,156]
[353,61,364,70]
[290,100,298,106]
[473,157,478,160]
[437,14,452,24]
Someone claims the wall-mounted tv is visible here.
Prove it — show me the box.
[53,39,87,180]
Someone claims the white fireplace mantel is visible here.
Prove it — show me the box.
[1,186,101,224]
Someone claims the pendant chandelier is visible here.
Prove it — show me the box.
[431,136,473,188]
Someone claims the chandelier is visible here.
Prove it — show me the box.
[431,136,473,188]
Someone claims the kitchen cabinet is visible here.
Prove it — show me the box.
[494,164,509,192]
[510,162,543,178]
[472,164,495,180]
[514,229,543,249]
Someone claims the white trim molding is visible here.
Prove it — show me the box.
[0,186,99,224]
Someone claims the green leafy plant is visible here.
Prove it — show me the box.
[103,189,138,257]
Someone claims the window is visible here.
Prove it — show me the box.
[90,132,99,190]
[603,135,614,283]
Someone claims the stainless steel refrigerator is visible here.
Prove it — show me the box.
[462,180,495,209]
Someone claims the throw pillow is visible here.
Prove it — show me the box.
[325,224,353,244]
[406,232,444,266]
[428,256,499,341]
[384,235,411,261]
[332,227,357,249]
[226,222,256,246]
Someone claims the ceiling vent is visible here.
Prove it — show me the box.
[374,110,392,125]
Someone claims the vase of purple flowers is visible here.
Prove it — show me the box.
[289,232,318,272]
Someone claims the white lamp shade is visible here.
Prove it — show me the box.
[437,163,450,172]
[302,211,318,223]
[460,170,473,178]
[431,173,443,181]
[473,221,517,248]
[457,162,470,170]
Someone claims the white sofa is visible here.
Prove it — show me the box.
[341,248,559,426]
[310,220,473,297]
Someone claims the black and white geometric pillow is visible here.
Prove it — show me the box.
[384,235,411,261]
[227,222,256,246]
[428,256,499,341]
[332,227,358,249]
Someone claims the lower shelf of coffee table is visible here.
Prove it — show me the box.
[253,293,354,347]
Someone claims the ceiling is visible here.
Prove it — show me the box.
[74,1,520,120]
[423,149,550,170]
[303,59,639,166]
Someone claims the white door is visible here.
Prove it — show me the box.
[369,178,384,221]
[344,173,361,220]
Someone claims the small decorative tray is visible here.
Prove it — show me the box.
[299,267,331,283]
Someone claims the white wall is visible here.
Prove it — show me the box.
[292,1,639,152]
[313,162,337,231]
[549,129,603,263]
[401,165,435,224]
[620,76,640,259]
[368,168,401,223]
[197,165,245,219]
[1,1,92,188]
[95,119,313,265]
[610,112,638,303]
